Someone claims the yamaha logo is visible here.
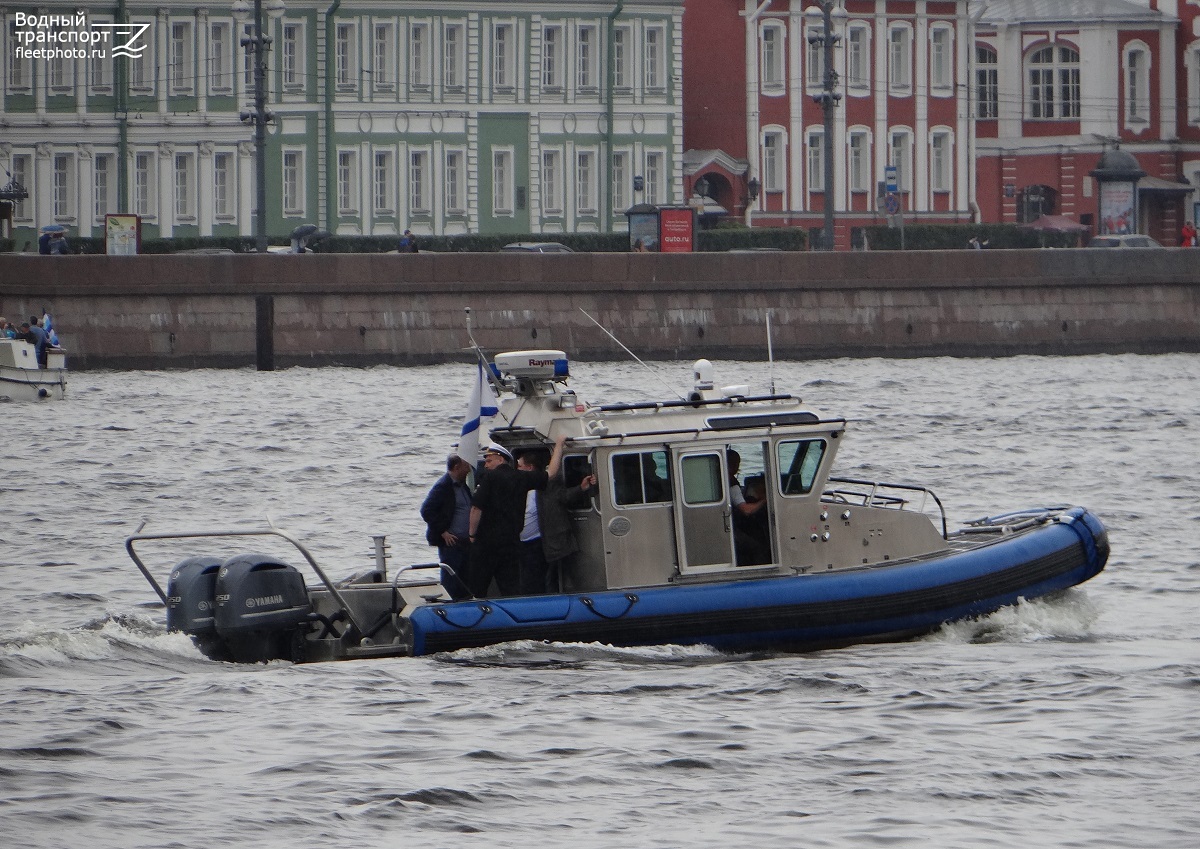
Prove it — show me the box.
[245,594,284,609]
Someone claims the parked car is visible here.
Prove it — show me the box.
[501,242,574,253]
[1088,234,1162,248]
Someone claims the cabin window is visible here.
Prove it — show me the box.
[562,454,594,492]
[681,454,724,505]
[612,450,672,506]
[777,439,826,495]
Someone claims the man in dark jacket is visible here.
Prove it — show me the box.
[467,436,565,597]
[516,449,596,594]
[19,321,49,366]
[419,454,473,598]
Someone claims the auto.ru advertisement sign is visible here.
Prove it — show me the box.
[658,207,695,253]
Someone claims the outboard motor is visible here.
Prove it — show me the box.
[214,553,312,663]
[166,556,227,660]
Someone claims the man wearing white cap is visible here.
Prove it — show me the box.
[467,435,567,597]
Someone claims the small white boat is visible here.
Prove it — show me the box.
[0,339,67,401]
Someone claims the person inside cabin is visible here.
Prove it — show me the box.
[727,449,769,566]
[18,321,49,366]
[515,448,597,594]
[467,436,566,597]
[419,453,474,599]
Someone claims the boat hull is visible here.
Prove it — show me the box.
[406,507,1108,657]
[0,366,67,401]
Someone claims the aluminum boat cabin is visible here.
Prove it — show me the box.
[126,350,1109,663]
[0,339,66,401]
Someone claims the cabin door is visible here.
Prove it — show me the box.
[672,448,736,572]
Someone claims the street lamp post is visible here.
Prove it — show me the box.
[806,3,845,251]
[234,0,285,253]
[746,176,760,228]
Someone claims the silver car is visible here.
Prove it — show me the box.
[1088,234,1162,248]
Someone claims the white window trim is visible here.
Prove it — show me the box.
[576,148,598,215]
[845,23,871,96]
[847,128,871,193]
[443,22,466,92]
[52,153,77,221]
[806,129,824,192]
[335,22,358,92]
[887,23,912,96]
[336,149,359,215]
[213,151,235,220]
[410,21,431,90]
[761,127,786,192]
[373,21,396,92]
[492,147,515,216]
[409,148,431,214]
[209,21,234,94]
[281,148,306,216]
[169,19,194,95]
[173,152,196,220]
[1123,41,1151,128]
[577,24,599,92]
[281,20,307,92]
[929,129,954,193]
[542,24,564,91]
[1025,42,1081,120]
[373,149,395,215]
[760,21,785,94]
[888,129,913,193]
[134,151,158,219]
[542,148,564,215]
[492,20,517,92]
[928,24,953,95]
[1187,42,1200,126]
[445,148,466,213]
[975,43,999,120]
[644,24,666,91]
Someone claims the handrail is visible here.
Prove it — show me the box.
[823,476,949,539]
[124,524,370,636]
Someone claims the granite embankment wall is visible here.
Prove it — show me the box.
[1,249,1197,369]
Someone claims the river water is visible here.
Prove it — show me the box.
[1,354,1197,849]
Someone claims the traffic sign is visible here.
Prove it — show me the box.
[885,166,898,194]
[884,192,900,215]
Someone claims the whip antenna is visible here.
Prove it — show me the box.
[579,308,684,400]
[766,309,776,395]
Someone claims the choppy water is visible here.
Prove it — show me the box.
[1,354,1197,848]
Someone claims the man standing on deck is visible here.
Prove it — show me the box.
[467,435,566,597]
[19,320,49,367]
[420,454,474,599]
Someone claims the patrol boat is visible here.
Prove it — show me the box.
[0,338,67,401]
[126,351,1108,663]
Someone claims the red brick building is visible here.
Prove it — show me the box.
[683,0,1199,248]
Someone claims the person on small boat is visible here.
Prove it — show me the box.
[727,449,770,566]
[18,321,49,366]
[467,437,565,597]
[515,448,597,594]
[419,454,474,599]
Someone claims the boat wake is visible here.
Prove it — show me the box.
[0,613,209,676]
[930,589,1101,645]
[433,638,733,668]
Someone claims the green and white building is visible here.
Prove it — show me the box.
[1,1,683,244]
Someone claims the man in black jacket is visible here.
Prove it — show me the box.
[516,449,596,594]
[419,454,473,597]
[467,436,565,597]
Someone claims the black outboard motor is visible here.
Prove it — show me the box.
[166,556,228,660]
[214,553,312,663]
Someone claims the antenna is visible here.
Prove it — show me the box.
[579,308,684,400]
[463,306,507,398]
[766,309,776,394]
